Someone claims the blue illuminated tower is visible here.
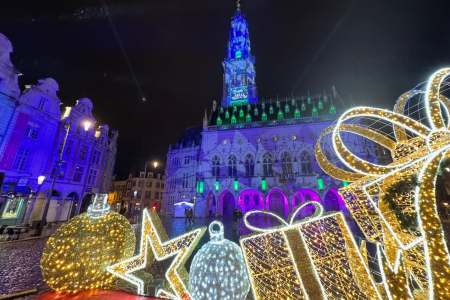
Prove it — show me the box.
[222,2,257,107]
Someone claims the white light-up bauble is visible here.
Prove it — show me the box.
[189,221,250,300]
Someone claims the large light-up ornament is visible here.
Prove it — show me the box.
[40,193,135,293]
[315,67,450,298]
[107,208,206,298]
[189,221,250,300]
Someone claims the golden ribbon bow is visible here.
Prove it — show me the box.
[315,67,450,298]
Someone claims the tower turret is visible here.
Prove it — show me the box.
[222,1,257,107]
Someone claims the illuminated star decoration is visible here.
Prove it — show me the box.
[107,208,206,298]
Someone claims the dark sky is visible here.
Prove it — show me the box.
[1,0,450,178]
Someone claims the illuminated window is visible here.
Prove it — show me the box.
[212,156,220,177]
[228,155,237,177]
[245,154,255,177]
[73,166,84,182]
[281,152,293,178]
[13,148,30,171]
[263,153,273,177]
[300,151,312,174]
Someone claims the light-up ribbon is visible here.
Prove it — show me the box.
[243,201,324,233]
[314,67,450,299]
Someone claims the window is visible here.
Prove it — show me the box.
[212,156,220,177]
[145,191,152,199]
[64,140,73,157]
[73,166,84,182]
[228,155,237,177]
[133,180,137,186]
[87,169,97,185]
[281,152,293,178]
[146,180,153,188]
[161,183,165,189]
[38,97,46,110]
[182,173,189,188]
[184,156,190,165]
[245,154,255,177]
[263,153,273,177]
[13,149,30,171]
[24,126,39,139]
[156,182,160,188]
[91,150,101,166]
[79,144,88,161]
[155,191,160,200]
[138,180,144,187]
[300,151,312,174]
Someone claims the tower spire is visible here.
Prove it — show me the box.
[221,2,258,107]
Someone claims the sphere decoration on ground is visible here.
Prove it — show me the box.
[40,193,136,293]
[189,221,250,300]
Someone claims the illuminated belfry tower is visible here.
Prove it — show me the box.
[222,1,258,107]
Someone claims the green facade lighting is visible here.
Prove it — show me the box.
[269,105,274,115]
[317,177,324,191]
[261,178,267,191]
[318,98,324,110]
[307,96,312,104]
[233,178,239,191]
[329,104,337,115]
[294,108,301,119]
[239,108,244,118]
[312,105,318,117]
[231,115,237,124]
[196,180,205,193]
[277,110,284,120]
[284,103,290,114]
[235,50,242,59]
[301,102,306,111]
[261,112,267,121]
[214,180,220,192]
[245,113,252,123]
[342,181,349,187]
[225,111,230,119]
[216,116,222,126]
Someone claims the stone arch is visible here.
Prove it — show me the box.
[291,188,321,218]
[238,188,264,213]
[266,188,289,218]
[218,190,235,219]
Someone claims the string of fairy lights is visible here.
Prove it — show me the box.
[39,67,450,299]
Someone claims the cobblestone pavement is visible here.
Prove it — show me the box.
[0,238,49,296]
[0,216,249,297]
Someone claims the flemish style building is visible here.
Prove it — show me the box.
[162,5,378,220]
[0,33,118,225]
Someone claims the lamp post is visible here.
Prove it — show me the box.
[35,119,93,236]
[78,124,98,215]
[23,175,46,225]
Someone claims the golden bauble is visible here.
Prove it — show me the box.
[40,212,135,293]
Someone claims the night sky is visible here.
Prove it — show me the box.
[2,0,450,178]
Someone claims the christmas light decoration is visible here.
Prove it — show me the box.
[189,221,250,300]
[107,208,206,298]
[240,202,381,300]
[314,67,450,298]
[40,193,135,293]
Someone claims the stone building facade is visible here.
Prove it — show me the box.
[0,33,118,225]
[111,171,165,222]
[162,6,379,220]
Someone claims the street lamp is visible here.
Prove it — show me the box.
[23,175,46,225]
[35,118,92,236]
[78,121,98,215]
[152,161,159,169]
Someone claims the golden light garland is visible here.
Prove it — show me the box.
[107,208,206,298]
[240,202,381,300]
[40,208,135,293]
[315,67,450,298]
